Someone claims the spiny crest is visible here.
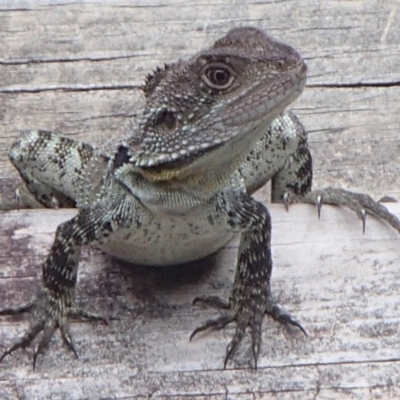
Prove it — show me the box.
[142,63,174,97]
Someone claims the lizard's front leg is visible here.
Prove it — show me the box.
[0,204,118,369]
[191,192,305,369]
[287,188,400,234]
[241,112,400,234]
[2,130,108,210]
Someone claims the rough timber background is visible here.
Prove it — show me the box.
[1,0,400,398]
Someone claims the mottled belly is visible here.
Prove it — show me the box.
[97,210,234,266]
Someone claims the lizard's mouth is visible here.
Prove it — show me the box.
[134,144,223,182]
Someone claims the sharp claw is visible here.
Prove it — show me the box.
[0,300,35,316]
[284,317,307,336]
[192,297,200,306]
[15,188,20,212]
[252,342,260,370]
[50,196,59,209]
[223,327,245,369]
[72,307,107,324]
[224,342,234,369]
[33,350,38,371]
[269,305,307,336]
[292,320,308,337]
[361,209,367,233]
[191,295,230,309]
[283,192,290,212]
[60,324,79,359]
[0,348,11,364]
[189,326,204,342]
[65,335,79,359]
[33,336,51,370]
[223,353,229,369]
[190,315,232,342]
[32,322,57,370]
[189,332,195,342]
[316,194,322,219]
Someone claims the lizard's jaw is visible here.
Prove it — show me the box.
[133,144,224,182]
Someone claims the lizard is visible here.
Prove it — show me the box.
[1,26,400,370]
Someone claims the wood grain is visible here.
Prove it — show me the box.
[1,204,400,398]
[1,0,400,398]
[1,0,399,202]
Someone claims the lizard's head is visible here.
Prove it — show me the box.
[126,26,307,181]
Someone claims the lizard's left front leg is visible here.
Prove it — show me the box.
[190,192,305,369]
[0,202,122,369]
[2,130,109,211]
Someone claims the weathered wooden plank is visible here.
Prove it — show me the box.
[1,0,400,398]
[1,203,400,398]
[1,0,400,204]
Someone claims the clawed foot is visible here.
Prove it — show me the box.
[0,290,106,370]
[284,187,400,234]
[190,291,306,369]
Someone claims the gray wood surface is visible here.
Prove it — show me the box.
[2,205,400,399]
[1,0,400,398]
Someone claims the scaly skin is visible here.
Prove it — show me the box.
[1,26,400,370]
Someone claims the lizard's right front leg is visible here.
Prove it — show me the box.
[4,130,108,210]
[0,206,115,369]
[190,191,305,369]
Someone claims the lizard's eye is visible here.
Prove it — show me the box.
[201,63,236,90]
[207,68,230,85]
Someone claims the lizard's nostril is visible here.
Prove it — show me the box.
[155,110,177,131]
